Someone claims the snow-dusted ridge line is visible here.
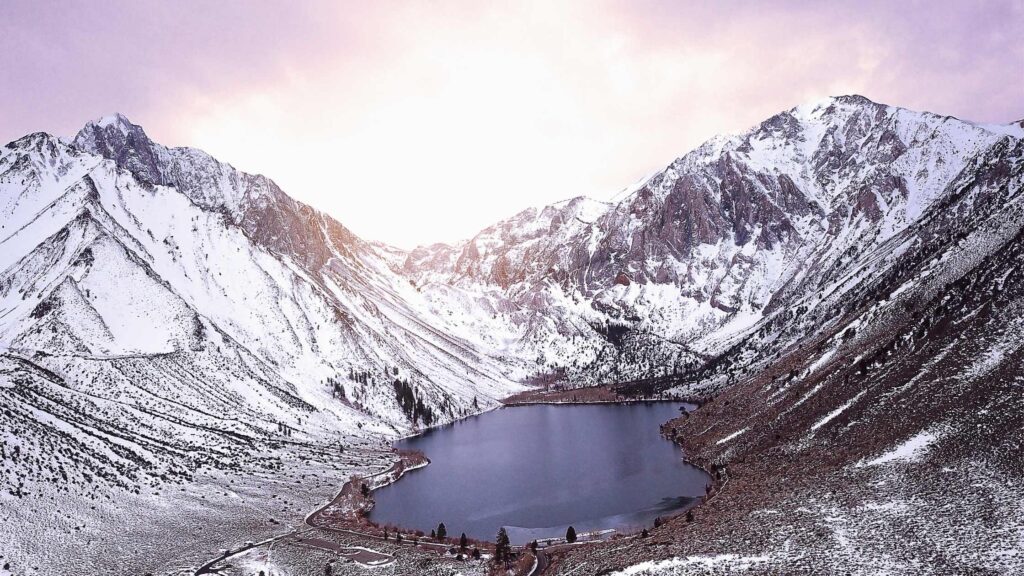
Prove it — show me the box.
[402,94,1023,389]
[2,93,1023,575]
[4,94,1021,435]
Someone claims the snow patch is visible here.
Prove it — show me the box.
[859,429,940,467]
[611,553,774,575]
[716,427,749,445]
[810,390,866,431]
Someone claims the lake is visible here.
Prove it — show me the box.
[369,402,709,544]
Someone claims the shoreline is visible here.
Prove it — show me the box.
[503,398,695,407]
[391,403,502,441]
[300,391,713,576]
[393,396,695,444]
[305,448,431,530]
[502,382,705,407]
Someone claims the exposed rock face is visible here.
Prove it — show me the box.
[553,126,1024,576]
[403,95,1022,385]
[73,114,366,272]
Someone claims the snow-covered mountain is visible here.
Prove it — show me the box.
[551,104,1024,575]
[4,97,1021,484]
[2,96,1022,575]
[0,115,530,506]
[404,95,1024,387]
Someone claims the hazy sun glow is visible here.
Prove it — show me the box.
[2,0,1022,247]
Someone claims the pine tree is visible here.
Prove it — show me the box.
[436,522,447,540]
[460,532,468,550]
[566,525,577,543]
[495,527,511,566]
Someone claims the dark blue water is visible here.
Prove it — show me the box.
[369,403,708,544]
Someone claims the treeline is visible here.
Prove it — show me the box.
[393,378,435,426]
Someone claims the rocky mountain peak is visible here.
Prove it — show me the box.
[91,112,136,132]
[73,112,163,186]
[67,113,374,274]
[74,113,150,152]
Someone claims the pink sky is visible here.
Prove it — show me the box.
[2,0,1022,247]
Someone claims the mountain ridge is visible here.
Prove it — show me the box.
[2,94,1022,575]
[399,94,1021,386]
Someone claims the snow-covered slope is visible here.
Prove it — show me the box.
[404,96,1022,388]
[2,96,1022,575]
[0,118,534,510]
[5,97,1013,484]
[548,106,1024,575]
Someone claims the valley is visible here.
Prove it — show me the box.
[1,95,1023,575]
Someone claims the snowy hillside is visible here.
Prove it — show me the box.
[0,117,533,529]
[405,95,1023,388]
[1,96,1022,575]
[545,105,1024,574]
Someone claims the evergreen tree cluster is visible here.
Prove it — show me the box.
[327,375,347,400]
[277,422,293,437]
[393,379,435,425]
[349,367,373,385]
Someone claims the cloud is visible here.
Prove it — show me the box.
[2,0,1021,247]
